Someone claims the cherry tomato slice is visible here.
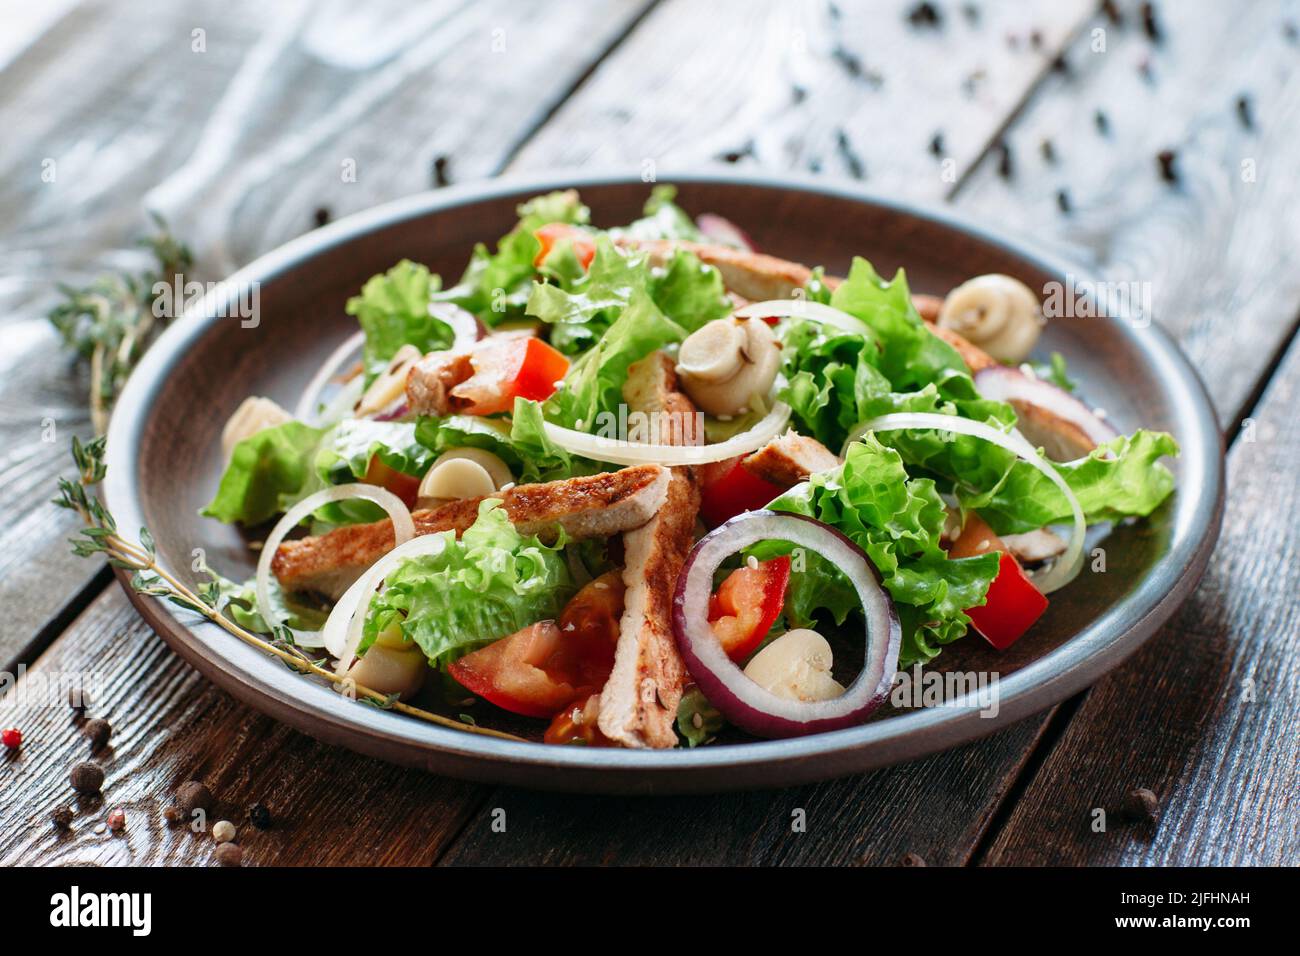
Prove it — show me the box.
[533,223,596,270]
[698,458,786,527]
[708,556,791,661]
[948,512,1048,650]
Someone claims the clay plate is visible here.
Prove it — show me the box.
[103,172,1224,794]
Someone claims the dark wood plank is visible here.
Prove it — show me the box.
[954,0,1300,426]
[437,721,1052,866]
[0,587,487,866]
[0,0,654,671]
[980,332,1300,866]
[509,0,1096,197]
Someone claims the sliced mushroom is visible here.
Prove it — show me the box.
[355,344,423,418]
[742,628,845,702]
[938,274,1044,364]
[429,447,513,490]
[416,457,497,510]
[221,396,292,460]
[676,317,781,418]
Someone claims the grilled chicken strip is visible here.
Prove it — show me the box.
[598,351,701,748]
[743,430,840,487]
[598,467,700,749]
[272,465,670,599]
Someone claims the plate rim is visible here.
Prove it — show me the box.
[102,169,1225,792]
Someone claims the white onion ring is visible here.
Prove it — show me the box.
[733,299,869,336]
[430,301,484,351]
[542,401,791,466]
[255,483,415,647]
[324,532,451,670]
[672,511,900,739]
[294,330,365,423]
[850,412,1086,594]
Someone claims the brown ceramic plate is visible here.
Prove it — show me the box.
[103,172,1223,793]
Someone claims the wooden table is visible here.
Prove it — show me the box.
[1,0,1296,866]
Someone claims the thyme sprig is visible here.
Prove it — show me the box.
[48,217,192,436]
[57,436,521,742]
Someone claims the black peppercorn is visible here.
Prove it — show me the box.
[247,802,272,830]
[176,780,213,814]
[1140,2,1161,42]
[1235,95,1253,129]
[995,140,1013,178]
[929,132,945,157]
[83,717,111,751]
[432,155,450,188]
[1156,149,1178,182]
[313,207,331,228]
[70,761,104,795]
[1122,787,1160,823]
[52,805,75,829]
[1056,189,1071,213]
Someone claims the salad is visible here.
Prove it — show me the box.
[203,186,1177,748]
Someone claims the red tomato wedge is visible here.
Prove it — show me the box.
[362,456,420,509]
[533,223,596,271]
[450,336,569,416]
[448,571,626,718]
[708,556,791,661]
[948,513,1048,650]
[698,458,786,527]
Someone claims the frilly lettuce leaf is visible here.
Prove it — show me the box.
[543,286,687,430]
[528,236,730,355]
[767,434,1000,668]
[359,499,575,667]
[432,189,590,323]
[345,260,451,384]
[612,184,704,242]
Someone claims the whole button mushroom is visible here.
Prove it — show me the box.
[937,274,1044,364]
[676,317,782,418]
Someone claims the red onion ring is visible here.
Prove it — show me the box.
[695,213,756,251]
[672,511,900,739]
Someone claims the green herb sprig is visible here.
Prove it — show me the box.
[48,217,192,435]
[57,436,520,741]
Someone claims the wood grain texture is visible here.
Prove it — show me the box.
[0,587,487,866]
[954,0,1300,426]
[0,0,653,670]
[508,0,1096,199]
[980,335,1300,866]
[437,719,1052,866]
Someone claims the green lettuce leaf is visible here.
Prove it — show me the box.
[960,430,1180,534]
[527,236,729,355]
[612,184,704,241]
[543,287,687,429]
[359,500,574,667]
[676,687,725,747]
[201,421,326,525]
[414,399,598,484]
[767,434,1001,668]
[345,260,451,384]
[432,189,590,323]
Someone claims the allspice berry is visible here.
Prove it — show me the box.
[215,842,243,867]
[70,761,104,795]
[247,803,272,830]
[83,718,112,751]
[900,852,927,867]
[163,806,185,826]
[176,781,213,815]
[52,805,75,829]
[1122,787,1160,823]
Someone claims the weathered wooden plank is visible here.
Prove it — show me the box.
[0,0,654,671]
[437,719,1053,866]
[954,0,1300,426]
[980,333,1300,866]
[0,587,487,866]
[508,0,1097,197]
